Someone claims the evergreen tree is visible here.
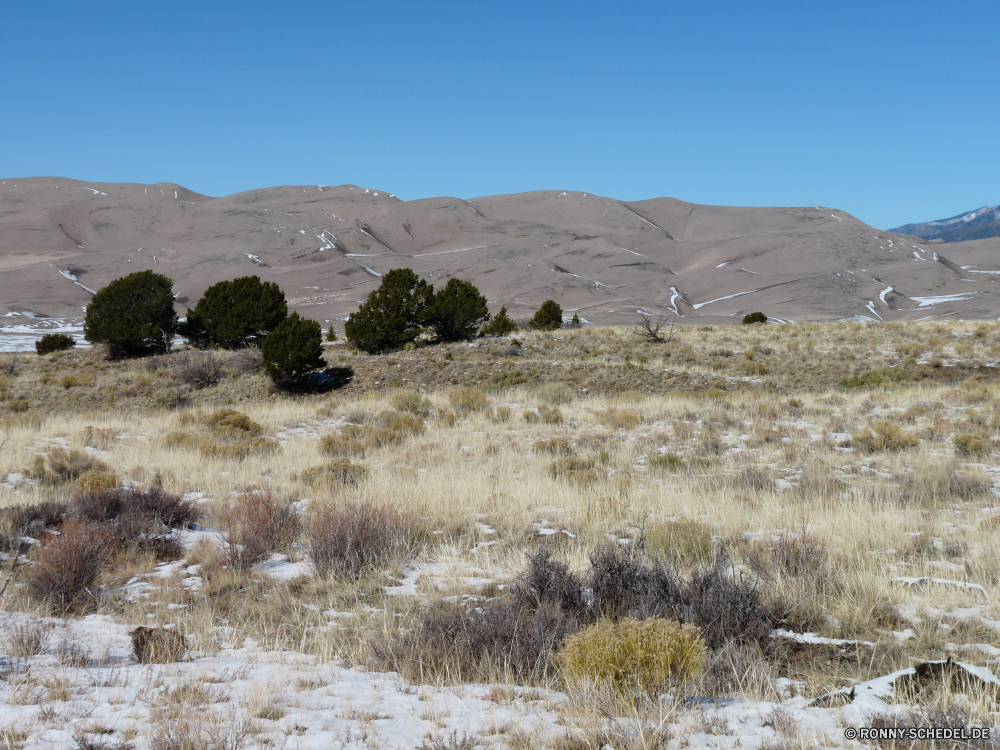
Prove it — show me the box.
[344,269,433,354]
[529,300,563,331]
[84,271,178,359]
[261,312,325,385]
[422,278,490,342]
[180,276,286,349]
[480,306,518,336]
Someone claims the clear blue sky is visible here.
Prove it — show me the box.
[2,1,997,230]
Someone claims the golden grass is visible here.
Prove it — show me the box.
[0,321,999,709]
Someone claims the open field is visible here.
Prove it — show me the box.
[0,321,999,749]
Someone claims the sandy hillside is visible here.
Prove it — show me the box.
[2,177,1000,329]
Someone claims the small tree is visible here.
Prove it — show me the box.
[84,271,178,359]
[180,276,286,349]
[344,269,433,354]
[481,306,517,336]
[422,278,490,342]
[742,312,767,325]
[261,312,325,385]
[325,325,337,342]
[529,300,563,331]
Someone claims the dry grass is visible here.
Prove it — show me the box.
[0,320,999,724]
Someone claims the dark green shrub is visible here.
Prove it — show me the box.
[35,333,75,355]
[325,325,337,342]
[344,268,433,354]
[180,275,287,349]
[742,312,767,325]
[529,300,562,331]
[84,271,178,358]
[422,278,489,342]
[481,306,517,336]
[261,312,325,385]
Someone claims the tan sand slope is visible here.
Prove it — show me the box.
[2,176,999,327]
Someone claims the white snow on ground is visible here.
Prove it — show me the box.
[910,293,979,307]
[245,254,265,266]
[315,231,338,251]
[716,262,729,268]
[691,290,758,310]
[0,318,88,352]
[551,268,622,293]
[812,659,1000,711]
[414,245,492,257]
[913,252,926,261]
[0,613,570,750]
[772,630,876,648]
[0,606,973,750]
[865,301,883,321]
[878,285,893,305]
[663,288,679,313]
[831,213,843,221]
[353,262,383,277]
[57,269,97,295]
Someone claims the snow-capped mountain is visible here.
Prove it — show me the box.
[889,205,1000,242]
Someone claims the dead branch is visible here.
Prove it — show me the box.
[633,313,678,344]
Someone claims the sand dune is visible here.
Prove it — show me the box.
[2,176,998,328]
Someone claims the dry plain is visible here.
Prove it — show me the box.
[0,320,999,749]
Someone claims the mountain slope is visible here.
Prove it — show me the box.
[2,177,1000,329]
[889,205,1000,243]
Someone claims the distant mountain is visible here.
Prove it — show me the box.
[889,205,1000,243]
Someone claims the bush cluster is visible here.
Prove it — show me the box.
[308,500,420,578]
[319,411,424,457]
[16,486,200,608]
[165,408,279,460]
[300,458,368,488]
[35,333,75,355]
[556,618,708,695]
[217,489,298,571]
[852,420,918,452]
[27,447,109,484]
[378,545,772,687]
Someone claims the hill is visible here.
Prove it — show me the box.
[3,177,1000,339]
